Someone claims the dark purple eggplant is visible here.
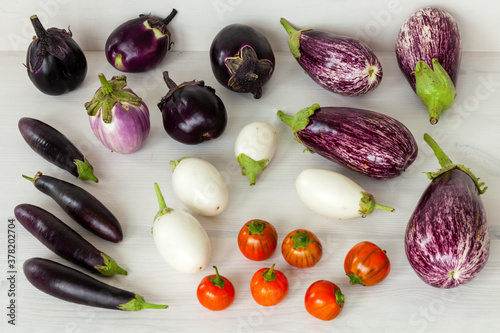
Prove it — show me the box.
[18,117,98,182]
[105,9,177,73]
[26,15,87,95]
[277,104,418,179]
[405,134,489,288]
[24,258,167,310]
[395,7,461,124]
[280,18,382,97]
[210,23,275,99]
[157,71,227,145]
[14,203,126,277]
[23,172,122,243]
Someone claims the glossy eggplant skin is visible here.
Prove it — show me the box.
[14,203,126,276]
[23,172,122,243]
[405,169,489,288]
[277,104,417,179]
[210,24,275,99]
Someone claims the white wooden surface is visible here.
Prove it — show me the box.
[0,48,499,333]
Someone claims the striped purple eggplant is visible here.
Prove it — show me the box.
[280,18,382,97]
[395,7,462,124]
[405,134,489,288]
[277,104,418,179]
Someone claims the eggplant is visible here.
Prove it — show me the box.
[395,7,461,124]
[14,204,126,277]
[26,15,87,95]
[405,134,489,288]
[210,24,275,99]
[157,71,227,145]
[280,18,382,97]
[22,172,122,243]
[24,258,167,311]
[277,104,418,179]
[105,9,177,73]
[18,117,98,182]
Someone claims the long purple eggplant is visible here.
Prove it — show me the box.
[24,258,167,311]
[23,172,122,243]
[18,117,98,182]
[277,104,417,179]
[395,7,461,124]
[405,134,489,288]
[14,204,126,277]
[280,18,382,97]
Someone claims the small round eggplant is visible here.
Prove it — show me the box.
[210,24,275,99]
[157,71,227,145]
[26,15,87,95]
[105,9,177,73]
[280,18,382,97]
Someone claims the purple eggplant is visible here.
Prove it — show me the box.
[277,104,418,179]
[14,203,126,277]
[280,18,382,97]
[24,257,167,311]
[25,15,87,95]
[210,24,275,99]
[105,9,177,73]
[157,71,227,145]
[405,134,489,288]
[395,7,461,124]
[22,172,122,243]
[18,117,98,182]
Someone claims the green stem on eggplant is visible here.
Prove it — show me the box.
[236,153,268,186]
[358,192,395,217]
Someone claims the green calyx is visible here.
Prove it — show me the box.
[358,192,395,217]
[414,59,456,125]
[118,294,168,311]
[247,220,267,236]
[334,288,345,307]
[74,157,98,182]
[423,133,487,194]
[236,153,269,186]
[262,264,278,283]
[347,272,365,286]
[169,157,192,172]
[153,183,174,223]
[85,73,142,124]
[277,103,320,145]
[291,231,313,250]
[208,266,226,289]
[94,253,128,277]
[280,18,310,58]
[22,171,42,185]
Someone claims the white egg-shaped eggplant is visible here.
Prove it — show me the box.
[234,121,278,185]
[152,183,211,274]
[170,157,228,216]
[295,168,394,219]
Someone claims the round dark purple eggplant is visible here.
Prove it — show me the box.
[405,134,489,289]
[395,7,461,124]
[24,258,167,311]
[26,15,87,95]
[280,18,382,97]
[210,23,275,99]
[277,104,418,179]
[157,71,227,145]
[105,9,177,73]
[14,203,126,276]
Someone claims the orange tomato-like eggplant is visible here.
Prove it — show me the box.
[304,280,345,321]
[281,229,322,268]
[344,241,390,286]
[197,266,235,311]
[250,264,288,306]
[238,219,277,261]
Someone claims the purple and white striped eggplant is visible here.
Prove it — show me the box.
[395,7,462,124]
[277,104,418,179]
[280,18,382,97]
[85,74,150,154]
[405,134,489,289]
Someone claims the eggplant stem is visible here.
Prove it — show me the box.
[98,73,113,95]
[153,183,173,222]
[30,15,47,39]
[163,8,178,25]
[423,133,453,168]
[358,192,395,217]
[118,294,168,311]
[162,71,177,90]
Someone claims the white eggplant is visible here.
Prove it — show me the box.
[295,169,394,219]
[170,157,228,216]
[234,121,277,185]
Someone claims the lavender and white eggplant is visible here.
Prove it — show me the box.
[395,7,461,124]
[85,74,150,154]
[26,15,87,95]
[405,134,489,289]
[277,104,418,179]
[210,24,275,99]
[105,9,177,73]
[280,18,382,97]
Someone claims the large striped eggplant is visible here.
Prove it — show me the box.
[395,7,462,124]
[280,18,382,97]
[405,134,489,289]
[277,104,418,179]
